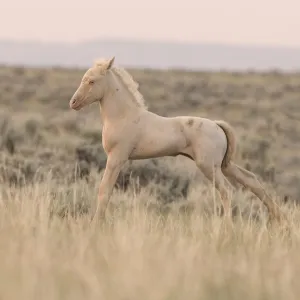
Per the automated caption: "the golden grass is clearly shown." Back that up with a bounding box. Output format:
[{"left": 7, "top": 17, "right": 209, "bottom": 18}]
[{"left": 0, "top": 178, "right": 299, "bottom": 300}]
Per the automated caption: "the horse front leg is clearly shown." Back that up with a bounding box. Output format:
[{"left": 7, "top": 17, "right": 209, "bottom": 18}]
[{"left": 91, "top": 152, "right": 128, "bottom": 223}]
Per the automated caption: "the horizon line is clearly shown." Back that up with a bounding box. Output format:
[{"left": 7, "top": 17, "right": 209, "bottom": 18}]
[{"left": 1, "top": 36, "right": 300, "bottom": 50}]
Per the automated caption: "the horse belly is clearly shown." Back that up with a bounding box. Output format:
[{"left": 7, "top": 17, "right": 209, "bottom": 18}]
[{"left": 129, "top": 129, "right": 185, "bottom": 160}]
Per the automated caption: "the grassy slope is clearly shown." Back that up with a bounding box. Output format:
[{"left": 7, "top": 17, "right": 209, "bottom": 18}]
[{"left": 0, "top": 65, "right": 300, "bottom": 299}]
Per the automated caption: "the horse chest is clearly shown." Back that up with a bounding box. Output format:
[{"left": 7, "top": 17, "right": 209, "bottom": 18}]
[
  {"left": 102, "top": 126, "right": 115, "bottom": 153},
  {"left": 101, "top": 124, "right": 127, "bottom": 153}
]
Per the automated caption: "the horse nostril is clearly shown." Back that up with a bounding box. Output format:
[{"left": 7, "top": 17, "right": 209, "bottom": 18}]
[
  {"left": 70, "top": 98, "right": 78, "bottom": 109},
  {"left": 70, "top": 98, "right": 77, "bottom": 106}
]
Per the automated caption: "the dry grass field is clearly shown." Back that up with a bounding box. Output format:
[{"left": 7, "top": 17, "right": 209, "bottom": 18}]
[{"left": 0, "top": 64, "right": 300, "bottom": 299}]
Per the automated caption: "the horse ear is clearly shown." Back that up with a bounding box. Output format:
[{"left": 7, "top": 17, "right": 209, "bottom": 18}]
[{"left": 106, "top": 56, "right": 115, "bottom": 69}]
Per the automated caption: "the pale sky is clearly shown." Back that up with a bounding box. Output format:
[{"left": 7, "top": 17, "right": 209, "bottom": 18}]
[{"left": 2, "top": 0, "right": 300, "bottom": 46}]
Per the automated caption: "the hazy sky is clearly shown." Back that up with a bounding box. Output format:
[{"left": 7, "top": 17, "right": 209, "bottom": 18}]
[{"left": 2, "top": 0, "right": 300, "bottom": 46}]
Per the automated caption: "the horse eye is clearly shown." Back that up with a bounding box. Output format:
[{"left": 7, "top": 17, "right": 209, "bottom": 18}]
[{"left": 89, "top": 80, "right": 94, "bottom": 85}]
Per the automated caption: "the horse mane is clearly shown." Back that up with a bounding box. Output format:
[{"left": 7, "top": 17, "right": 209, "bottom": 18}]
[{"left": 112, "top": 67, "right": 148, "bottom": 109}]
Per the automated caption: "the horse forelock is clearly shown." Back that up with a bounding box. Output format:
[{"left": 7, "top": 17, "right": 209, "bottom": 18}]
[{"left": 91, "top": 58, "right": 111, "bottom": 74}]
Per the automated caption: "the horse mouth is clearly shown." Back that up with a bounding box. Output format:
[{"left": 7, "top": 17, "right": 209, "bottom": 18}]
[
  {"left": 71, "top": 103, "right": 83, "bottom": 110},
  {"left": 70, "top": 99, "right": 86, "bottom": 110},
  {"left": 70, "top": 97, "right": 102, "bottom": 110}
]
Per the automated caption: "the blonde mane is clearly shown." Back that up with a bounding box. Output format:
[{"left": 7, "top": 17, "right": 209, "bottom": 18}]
[{"left": 112, "top": 67, "right": 148, "bottom": 109}]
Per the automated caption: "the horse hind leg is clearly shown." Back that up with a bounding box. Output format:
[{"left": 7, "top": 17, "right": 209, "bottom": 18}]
[
  {"left": 222, "top": 162, "right": 282, "bottom": 222},
  {"left": 197, "top": 162, "right": 235, "bottom": 219}
]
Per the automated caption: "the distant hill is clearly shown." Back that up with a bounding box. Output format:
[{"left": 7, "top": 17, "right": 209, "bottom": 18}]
[{"left": 0, "top": 38, "right": 300, "bottom": 71}]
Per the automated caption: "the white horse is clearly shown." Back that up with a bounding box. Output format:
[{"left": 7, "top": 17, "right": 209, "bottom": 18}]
[{"left": 69, "top": 57, "right": 282, "bottom": 223}]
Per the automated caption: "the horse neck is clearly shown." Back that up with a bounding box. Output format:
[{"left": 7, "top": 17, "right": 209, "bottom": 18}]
[{"left": 99, "top": 71, "right": 143, "bottom": 124}]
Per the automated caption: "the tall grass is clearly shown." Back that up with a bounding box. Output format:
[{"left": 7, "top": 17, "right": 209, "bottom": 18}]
[{"left": 0, "top": 178, "right": 299, "bottom": 300}]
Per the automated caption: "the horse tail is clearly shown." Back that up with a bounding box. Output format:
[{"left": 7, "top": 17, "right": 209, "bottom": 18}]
[{"left": 215, "top": 120, "right": 237, "bottom": 169}]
